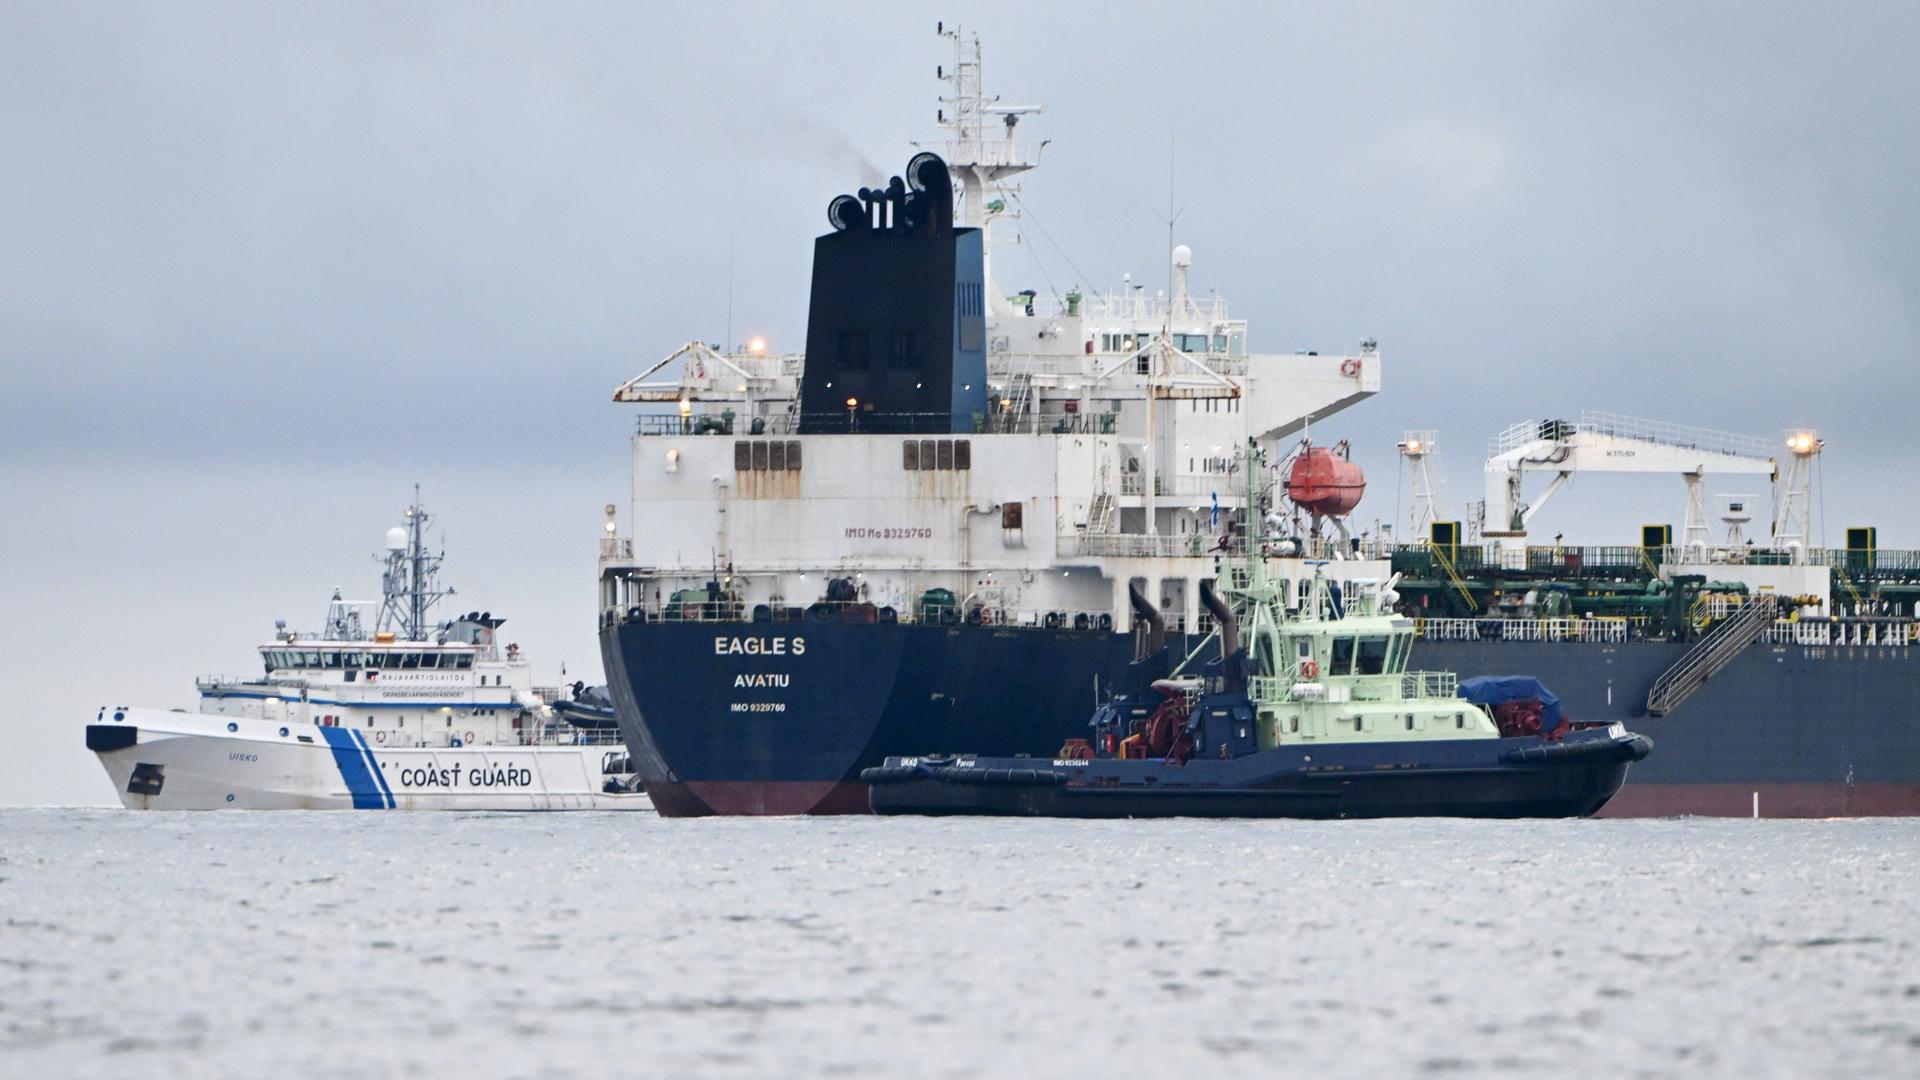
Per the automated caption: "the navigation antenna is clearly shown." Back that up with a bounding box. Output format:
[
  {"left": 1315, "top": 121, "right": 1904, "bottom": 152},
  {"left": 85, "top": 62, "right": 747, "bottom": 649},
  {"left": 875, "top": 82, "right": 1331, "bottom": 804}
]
[
  {"left": 377, "top": 485, "right": 454, "bottom": 641},
  {"left": 926, "top": 22, "right": 1045, "bottom": 304}
]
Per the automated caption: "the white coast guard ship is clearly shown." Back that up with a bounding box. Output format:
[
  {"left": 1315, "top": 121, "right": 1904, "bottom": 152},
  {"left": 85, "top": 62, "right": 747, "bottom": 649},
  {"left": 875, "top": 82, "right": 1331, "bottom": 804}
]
[{"left": 88, "top": 492, "right": 650, "bottom": 811}]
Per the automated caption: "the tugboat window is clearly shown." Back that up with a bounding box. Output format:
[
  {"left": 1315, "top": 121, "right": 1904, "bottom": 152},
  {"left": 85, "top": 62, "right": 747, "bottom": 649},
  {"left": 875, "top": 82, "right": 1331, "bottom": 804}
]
[
  {"left": 1330, "top": 637, "right": 1355, "bottom": 674},
  {"left": 1356, "top": 636, "right": 1389, "bottom": 675}
]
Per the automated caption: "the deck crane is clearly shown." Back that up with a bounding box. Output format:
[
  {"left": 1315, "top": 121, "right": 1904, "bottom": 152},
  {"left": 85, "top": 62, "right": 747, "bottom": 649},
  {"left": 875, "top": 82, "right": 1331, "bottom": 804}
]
[{"left": 1481, "top": 412, "right": 1779, "bottom": 563}]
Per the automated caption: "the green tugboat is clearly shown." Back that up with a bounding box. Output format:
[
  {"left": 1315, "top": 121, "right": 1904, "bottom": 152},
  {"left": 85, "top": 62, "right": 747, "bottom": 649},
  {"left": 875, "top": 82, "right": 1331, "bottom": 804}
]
[{"left": 864, "top": 447, "right": 1652, "bottom": 818}]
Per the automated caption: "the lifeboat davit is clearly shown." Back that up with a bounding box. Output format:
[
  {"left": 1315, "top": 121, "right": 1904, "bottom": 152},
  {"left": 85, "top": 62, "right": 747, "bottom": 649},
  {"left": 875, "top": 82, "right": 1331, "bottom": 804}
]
[{"left": 1284, "top": 447, "right": 1366, "bottom": 516}]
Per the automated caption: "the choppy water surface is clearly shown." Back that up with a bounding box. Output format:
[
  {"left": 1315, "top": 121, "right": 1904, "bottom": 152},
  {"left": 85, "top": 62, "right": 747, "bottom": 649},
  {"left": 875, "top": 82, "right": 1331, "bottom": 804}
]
[{"left": 2, "top": 811, "right": 1914, "bottom": 1078}]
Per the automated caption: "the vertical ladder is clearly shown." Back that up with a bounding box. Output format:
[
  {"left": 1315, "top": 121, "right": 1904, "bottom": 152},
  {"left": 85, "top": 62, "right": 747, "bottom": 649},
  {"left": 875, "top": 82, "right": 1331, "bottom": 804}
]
[{"left": 1645, "top": 594, "right": 1777, "bottom": 716}]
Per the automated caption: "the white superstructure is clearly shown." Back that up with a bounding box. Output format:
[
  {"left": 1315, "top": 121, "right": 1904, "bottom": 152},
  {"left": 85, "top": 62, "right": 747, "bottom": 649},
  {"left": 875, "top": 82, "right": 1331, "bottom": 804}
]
[
  {"left": 89, "top": 491, "right": 650, "bottom": 811},
  {"left": 600, "top": 26, "right": 1391, "bottom": 632}
]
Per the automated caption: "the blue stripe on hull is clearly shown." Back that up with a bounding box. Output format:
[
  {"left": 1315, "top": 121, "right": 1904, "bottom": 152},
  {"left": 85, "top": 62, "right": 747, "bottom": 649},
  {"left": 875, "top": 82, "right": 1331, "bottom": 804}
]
[
  {"left": 317, "top": 725, "right": 389, "bottom": 809},
  {"left": 352, "top": 729, "right": 396, "bottom": 807}
]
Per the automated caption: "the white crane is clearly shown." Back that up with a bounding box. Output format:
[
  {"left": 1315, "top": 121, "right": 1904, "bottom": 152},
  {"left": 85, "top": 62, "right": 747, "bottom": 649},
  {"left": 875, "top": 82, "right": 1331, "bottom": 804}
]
[{"left": 1481, "top": 412, "right": 1780, "bottom": 562}]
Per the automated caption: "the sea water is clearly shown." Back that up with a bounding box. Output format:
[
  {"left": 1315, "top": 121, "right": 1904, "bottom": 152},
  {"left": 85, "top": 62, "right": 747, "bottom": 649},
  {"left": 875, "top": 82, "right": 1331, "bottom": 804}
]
[{"left": 1, "top": 810, "right": 1914, "bottom": 1078}]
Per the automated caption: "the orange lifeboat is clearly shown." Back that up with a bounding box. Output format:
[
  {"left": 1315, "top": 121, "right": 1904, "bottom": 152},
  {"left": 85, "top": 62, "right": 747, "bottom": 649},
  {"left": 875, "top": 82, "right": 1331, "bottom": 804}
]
[{"left": 1284, "top": 446, "right": 1366, "bottom": 517}]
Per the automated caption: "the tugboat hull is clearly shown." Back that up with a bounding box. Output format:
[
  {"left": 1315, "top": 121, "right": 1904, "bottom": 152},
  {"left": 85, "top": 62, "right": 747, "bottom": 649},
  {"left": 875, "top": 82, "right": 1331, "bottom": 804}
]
[{"left": 866, "top": 727, "right": 1652, "bottom": 819}]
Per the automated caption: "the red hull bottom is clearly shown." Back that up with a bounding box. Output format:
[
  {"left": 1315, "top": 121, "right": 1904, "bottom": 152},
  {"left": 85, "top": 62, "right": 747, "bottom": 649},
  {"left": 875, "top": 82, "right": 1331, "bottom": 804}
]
[
  {"left": 1598, "top": 782, "right": 1920, "bottom": 818},
  {"left": 648, "top": 780, "right": 872, "bottom": 817},
  {"left": 645, "top": 780, "right": 1920, "bottom": 818}
]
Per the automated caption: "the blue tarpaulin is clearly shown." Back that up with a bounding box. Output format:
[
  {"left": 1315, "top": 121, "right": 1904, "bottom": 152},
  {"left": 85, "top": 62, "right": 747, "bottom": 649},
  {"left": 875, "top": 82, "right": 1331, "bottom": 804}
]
[{"left": 1458, "top": 676, "right": 1565, "bottom": 734}]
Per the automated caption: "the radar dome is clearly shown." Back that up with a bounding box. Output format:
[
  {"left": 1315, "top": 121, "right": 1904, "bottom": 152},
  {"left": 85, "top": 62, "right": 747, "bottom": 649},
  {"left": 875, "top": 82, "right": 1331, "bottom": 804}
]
[
  {"left": 1171, "top": 244, "right": 1193, "bottom": 268},
  {"left": 385, "top": 527, "right": 408, "bottom": 550}
]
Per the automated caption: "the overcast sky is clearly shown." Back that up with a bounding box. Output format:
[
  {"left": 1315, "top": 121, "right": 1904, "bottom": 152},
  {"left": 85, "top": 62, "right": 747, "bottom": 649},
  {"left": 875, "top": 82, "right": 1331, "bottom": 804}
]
[{"left": 4, "top": 2, "right": 1916, "bottom": 805}]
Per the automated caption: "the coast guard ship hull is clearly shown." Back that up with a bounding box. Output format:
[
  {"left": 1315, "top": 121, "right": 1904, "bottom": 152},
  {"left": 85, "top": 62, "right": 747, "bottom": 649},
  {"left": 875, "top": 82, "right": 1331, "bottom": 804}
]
[{"left": 89, "top": 708, "right": 647, "bottom": 811}]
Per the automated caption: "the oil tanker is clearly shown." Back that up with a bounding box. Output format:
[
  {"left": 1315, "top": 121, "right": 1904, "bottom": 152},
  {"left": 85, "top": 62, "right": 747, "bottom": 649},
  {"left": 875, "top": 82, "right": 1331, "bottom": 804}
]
[{"left": 596, "top": 27, "right": 1918, "bottom": 817}]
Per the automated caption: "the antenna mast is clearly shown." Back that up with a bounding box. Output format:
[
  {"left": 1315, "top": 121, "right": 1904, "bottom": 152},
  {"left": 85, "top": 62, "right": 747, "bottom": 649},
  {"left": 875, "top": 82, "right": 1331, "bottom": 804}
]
[{"left": 378, "top": 485, "right": 452, "bottom": 641}]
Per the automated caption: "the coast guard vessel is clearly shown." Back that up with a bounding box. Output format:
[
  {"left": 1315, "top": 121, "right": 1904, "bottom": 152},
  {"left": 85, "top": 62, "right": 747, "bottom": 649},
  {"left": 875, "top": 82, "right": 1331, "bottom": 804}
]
[
  {"left": 90, "top": 492, "right": 649, "bottom": 811},
  {"left": 596, "top": 26, "right": 1917, "bottom": 817}
]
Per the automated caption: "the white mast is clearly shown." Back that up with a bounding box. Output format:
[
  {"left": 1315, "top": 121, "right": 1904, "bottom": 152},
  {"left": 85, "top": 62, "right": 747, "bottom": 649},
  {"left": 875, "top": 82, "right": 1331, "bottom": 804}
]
[
  {"left": 930, "top": 22, "right": 1044, "bottom": 313},
  {"left": 377, "top": 485, "right": 453, "bottom": 641}
]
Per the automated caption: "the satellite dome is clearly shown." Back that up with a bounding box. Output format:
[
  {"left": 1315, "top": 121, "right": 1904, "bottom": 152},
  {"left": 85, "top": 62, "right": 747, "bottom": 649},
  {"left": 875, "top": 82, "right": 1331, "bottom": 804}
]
[
  {"left": 385, "top": 527, "right": 408, "bottom": 550},
  {"left": 1171, "top": 244, "right": 1193, "bottom": 268}
]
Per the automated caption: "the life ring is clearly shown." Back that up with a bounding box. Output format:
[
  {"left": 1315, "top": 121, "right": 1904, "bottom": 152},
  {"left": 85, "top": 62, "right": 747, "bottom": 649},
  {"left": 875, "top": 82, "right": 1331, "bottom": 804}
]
[
  {"left": 1340, "top": 357, "right": 1362, "bottom": 377},
  {"left": 465, "top": 731, "right": 476, "bottom": 746},
  {"left": 1300, "top": 659, "right": 1320, "bottom": 680},
  {"left": 978, "top": 608, "right": 994, "bottom": 626},
  {"left": 374, "top": 729, "right": 386, "bottom": 744}
]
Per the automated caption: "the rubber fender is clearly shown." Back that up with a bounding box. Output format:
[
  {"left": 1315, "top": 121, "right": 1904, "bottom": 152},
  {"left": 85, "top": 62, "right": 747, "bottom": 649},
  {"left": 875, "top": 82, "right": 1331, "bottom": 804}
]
[{"left": 859, "top": 765, "right": 925, "bottom": 786}]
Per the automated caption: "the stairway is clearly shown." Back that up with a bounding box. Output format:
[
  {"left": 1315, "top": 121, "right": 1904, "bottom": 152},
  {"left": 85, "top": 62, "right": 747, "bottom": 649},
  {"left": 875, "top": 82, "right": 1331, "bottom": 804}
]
[
  {"left": 1645, "top": 594, "right": 1777, "bottom": 717},
  {"left": 1428, "top": 543, "right": 1479, "bottom": 614},
  {"left": 1087, "top": 493, "right": 1117, "bottom": 534}
]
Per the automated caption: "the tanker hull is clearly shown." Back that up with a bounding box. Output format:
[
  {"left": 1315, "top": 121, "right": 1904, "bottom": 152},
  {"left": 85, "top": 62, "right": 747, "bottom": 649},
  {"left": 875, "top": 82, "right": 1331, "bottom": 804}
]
[{"left": 604, "top": 620, "right": 1920, "bottom": 817}]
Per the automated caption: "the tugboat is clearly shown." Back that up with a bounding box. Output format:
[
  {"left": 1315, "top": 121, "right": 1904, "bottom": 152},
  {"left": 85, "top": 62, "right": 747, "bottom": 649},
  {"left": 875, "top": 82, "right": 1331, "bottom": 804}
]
[{"left": 864, "top": 448, "right": 1651, "bottom": 818}]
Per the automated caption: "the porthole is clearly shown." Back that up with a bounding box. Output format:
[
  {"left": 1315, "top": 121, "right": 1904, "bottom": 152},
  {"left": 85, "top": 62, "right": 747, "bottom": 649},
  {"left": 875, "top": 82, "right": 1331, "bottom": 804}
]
[
  {"left": 113, "top": 711, "right": 125, "bottom": 722},
  {"left": 227, "top": 722, "right": 238, "bottom": 733},
  {"left": 279, "top": 726, "right": 289, "bottom": 737}
]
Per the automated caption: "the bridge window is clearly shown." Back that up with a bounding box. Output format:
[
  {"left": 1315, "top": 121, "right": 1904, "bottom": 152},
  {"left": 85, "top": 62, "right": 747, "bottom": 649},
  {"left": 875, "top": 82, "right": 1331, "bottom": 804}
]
[
  {"left": 1355, "top": 636, "right": 1389, "bottom": 675},
  {"left": 454, "top": 654, "right": 473, "bottom": 670},
  {"left": 1330, "top": 637, "right": 1355, "bottom": 675}
]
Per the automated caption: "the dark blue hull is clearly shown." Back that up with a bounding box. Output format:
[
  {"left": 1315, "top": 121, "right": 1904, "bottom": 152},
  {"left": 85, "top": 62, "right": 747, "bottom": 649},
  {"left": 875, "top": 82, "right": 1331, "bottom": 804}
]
[
  {"left": 864, "top": 727, "right": 1651, "bottom": 818},
  {"left": 602, "top": 620, "right": 1920, "bottom": 816}
]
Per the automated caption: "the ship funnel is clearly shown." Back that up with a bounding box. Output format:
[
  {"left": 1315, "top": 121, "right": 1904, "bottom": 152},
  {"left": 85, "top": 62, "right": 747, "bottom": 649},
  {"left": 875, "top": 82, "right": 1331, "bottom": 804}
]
[{"left": 1128, "top": 582, "right": 1165, "bottom": 659}]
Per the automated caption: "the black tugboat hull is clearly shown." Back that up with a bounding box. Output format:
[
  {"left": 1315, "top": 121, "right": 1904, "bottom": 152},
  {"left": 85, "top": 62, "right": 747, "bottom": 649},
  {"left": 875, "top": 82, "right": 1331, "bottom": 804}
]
[{"left": 866, "top": 728, "right": 1652, "bottom": 819}]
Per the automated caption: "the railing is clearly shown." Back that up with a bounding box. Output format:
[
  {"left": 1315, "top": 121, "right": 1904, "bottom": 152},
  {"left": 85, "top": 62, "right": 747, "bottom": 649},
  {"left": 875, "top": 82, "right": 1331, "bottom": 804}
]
[
  {"left": 1025, "top": 290, "right": 1233, "bottom": 323},
  {"left": 1249, "top": 670, "right": 1458, "bottom": 704},
  {"left": 1401, "top": 671, "right": 1458, "bottom": 699},
  {"left": 196, "top": 675, "right": 308, "bottom": 692},
  {"left": 1761, "top": 618, "right": 1916, "bottom": 647},
  {"left": 1489, "top": 412, "right": 1773, "bottom": 460},
  {"left": 599, "top": 536, "right": 633, "bottom": 561},
  {"left": 636, "top": 411, "right": 983, "bottom": 437},
  {"left": 1119, "top": 473, "right": 1239, "bottom": 497},
  {"left": 1415, "top": 618, "right": 1629, "bottom": 643},
  {"left": 1646, "top": 594, "right": 1777, "bottom": 716},
  {"left": 607, "top": 600, "right": 1124, "bottom": 632},
  {"left": 1058, "top": 533, "right": 1250, "bottom": 559}
]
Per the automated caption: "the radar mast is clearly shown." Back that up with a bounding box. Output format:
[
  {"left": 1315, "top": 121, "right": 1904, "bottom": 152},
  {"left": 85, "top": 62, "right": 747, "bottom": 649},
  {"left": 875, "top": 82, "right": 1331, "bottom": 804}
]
[{"left": 377, "top": 484, "right": 453, "bottom": 641}]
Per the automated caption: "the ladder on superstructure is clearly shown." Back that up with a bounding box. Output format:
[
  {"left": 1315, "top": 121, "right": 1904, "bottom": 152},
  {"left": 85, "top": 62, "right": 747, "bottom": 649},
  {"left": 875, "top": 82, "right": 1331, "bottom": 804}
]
[
  {"left": 1087, "top": 493, "right": 1117, "bottom": 534},
  {"left": 1645, "top": 593, "right": 1778, "bottom": 717}
]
